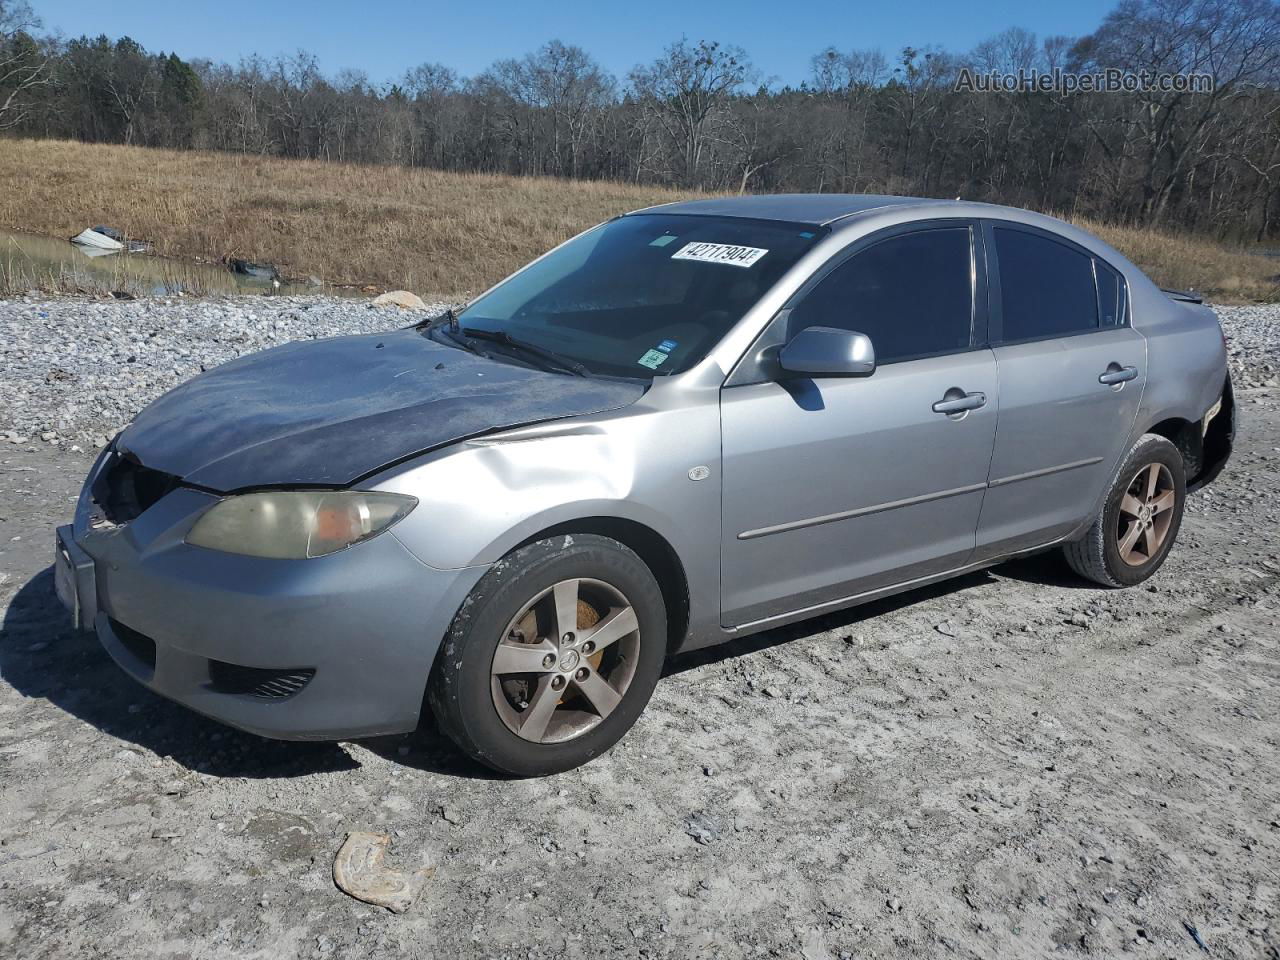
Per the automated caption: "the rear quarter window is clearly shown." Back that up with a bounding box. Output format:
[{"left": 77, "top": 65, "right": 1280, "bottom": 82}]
[
  {"left": 1094, "top": 259, "right": 1128, "bottom": 328},
  {"left": 994, "top": 227, "right": 1098, "bottom": 342}
]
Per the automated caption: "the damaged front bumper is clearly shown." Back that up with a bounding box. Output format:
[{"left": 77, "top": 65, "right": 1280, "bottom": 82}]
[
  {"left": 55, "top": 455, "right": 487, "bottom": 741},
  {"left": 54, "top": 523, "right": 97, "bottom": 632}
]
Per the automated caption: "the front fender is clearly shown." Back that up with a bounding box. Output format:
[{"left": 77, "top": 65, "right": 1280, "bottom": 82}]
[
  {"left": 362, "top": 404, "right": 725, "bottom": 644},
  {"left": 369, "top": 425, "right": 659, "bottom": 567}
]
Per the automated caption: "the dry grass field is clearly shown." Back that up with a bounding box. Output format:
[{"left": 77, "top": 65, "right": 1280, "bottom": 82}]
[
  {"left": 0, "top": 137, "right": 1275, "bottom": 301},
  {"left": 1075, "top": 216, "right": 1280, "bottom": 304},
  {"left": 0, "top": 139, "right": 690, "bottom": 296}
]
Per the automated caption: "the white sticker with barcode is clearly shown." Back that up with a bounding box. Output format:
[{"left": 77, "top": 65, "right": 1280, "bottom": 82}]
[{"left": 671, "top": 242, "right": 768, "bottom": 268}]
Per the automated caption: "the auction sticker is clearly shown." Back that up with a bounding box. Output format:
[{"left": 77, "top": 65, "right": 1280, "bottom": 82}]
[{"left": 671, "top": 242, "right": 768, "bottom": 268}]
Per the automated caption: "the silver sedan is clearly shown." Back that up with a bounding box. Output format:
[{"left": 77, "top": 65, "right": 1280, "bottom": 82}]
[{"left": 56, "top": 194, "right": 1234, "bottom": 775}]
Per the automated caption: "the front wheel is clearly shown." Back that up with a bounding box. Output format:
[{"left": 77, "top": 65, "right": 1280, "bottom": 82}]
[
  {"left": 1063, "top": 433, "right": 1186, "bottom": 587},
  {"left": 428, "top": 534, "right": 666, "bottom": 777}
]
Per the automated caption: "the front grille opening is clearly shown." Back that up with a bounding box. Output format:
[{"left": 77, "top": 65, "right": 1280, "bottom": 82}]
[
  {"left": 109, "top": 618, "right": 157, "bottom": 673},
  {"left": 92, "top": 452, "right": 181, "bottom": 524},
  {"left": 207, "top": 660, "right": 316, "bottom": 701}
]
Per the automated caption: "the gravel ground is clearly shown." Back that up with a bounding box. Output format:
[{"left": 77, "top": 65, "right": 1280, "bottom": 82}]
[
  {"left": 1214, "top": 303, "right": 1280, "bottom": 389},
  {"left": 0, "top": 295, "right": 1278, "bottom": 959}
]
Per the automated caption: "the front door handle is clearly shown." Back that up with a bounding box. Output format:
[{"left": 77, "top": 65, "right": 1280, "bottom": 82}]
[
  {"left": 932, "top": 390, "right": 987, "bottom": 415},
  {"left": 1099, "top": 364, "right": 1139, "bottom": 385}
]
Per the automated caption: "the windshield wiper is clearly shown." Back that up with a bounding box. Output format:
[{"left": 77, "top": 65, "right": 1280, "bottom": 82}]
[
  {"left": 421, "top": 309, "right": 486, "bottom": 356},
  {"left": 460, "top": 326, "right": 589, "bottom": 377}
]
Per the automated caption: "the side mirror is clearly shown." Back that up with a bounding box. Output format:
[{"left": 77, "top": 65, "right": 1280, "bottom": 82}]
[{"left": 778, "top": 326, "right": 876, "bottom": 377}]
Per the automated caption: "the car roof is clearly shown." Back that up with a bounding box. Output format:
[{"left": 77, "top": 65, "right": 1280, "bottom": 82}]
[{"left": 626, "top": 193, "right": 937, "bottom": 226}]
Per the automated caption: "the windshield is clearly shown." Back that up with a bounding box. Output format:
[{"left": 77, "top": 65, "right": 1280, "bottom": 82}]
[{"left": 456, "top": 214, "right": 825, "bottom": 378}]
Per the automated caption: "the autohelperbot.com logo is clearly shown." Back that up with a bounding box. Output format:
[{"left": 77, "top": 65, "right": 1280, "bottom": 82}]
[{"left": 954, "top": 67, "right": 1215, "bottom": 94}]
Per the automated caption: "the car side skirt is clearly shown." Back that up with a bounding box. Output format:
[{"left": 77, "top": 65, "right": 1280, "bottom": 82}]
[{"left": 718, "top": 533, "right": 1075, "bottom": 639}]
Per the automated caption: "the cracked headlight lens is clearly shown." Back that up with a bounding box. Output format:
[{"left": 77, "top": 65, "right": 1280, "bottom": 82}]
[{"left": 186, "top": 491, "right": 417, "bottom": 559}]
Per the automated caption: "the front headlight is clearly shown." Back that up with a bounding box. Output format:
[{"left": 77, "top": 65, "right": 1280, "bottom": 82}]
[{"left": 186, "top": 490, "right": 417, "bottom": 559}]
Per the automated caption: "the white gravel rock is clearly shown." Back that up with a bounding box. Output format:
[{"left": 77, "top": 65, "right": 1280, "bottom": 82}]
[
  {"left": 0, "top": 294, "right": 451, "bottom": 451},
  {"left": 1214, "top": 303, "right": 1280, "bottom": 389}
]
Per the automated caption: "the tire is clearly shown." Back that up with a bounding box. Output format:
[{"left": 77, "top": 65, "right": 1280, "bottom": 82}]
[
  {"left": 1063, "top": 433, "right": 1186, "bottom": 587},
  {"left": 427, "top": 534, "right": 666, "bottom": 777}
]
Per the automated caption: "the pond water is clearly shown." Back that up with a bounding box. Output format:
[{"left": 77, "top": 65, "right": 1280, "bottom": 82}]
[{"left": 0, "top": 229, "right": 358, "bottom": 297}]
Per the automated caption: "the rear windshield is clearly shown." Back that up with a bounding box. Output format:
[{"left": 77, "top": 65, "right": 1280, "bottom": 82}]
[{"left": 457, "top": 214, "right": 825, "bottom": 378}]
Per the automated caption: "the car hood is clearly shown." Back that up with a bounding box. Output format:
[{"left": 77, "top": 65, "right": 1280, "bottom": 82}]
[{"left": 116, "top": 328, "right": 645, "bottom": 491}]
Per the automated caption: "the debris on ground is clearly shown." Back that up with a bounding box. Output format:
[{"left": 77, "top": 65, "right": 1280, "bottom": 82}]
[
  {"left": 332, "top": 831, "right": 432, "bottom": 914},
  {"left": 684, "top": 812, "right": 722, "bottom": 845},
  {"left": 1182, "top": 921, "right": 1209, "bottom": 953}
]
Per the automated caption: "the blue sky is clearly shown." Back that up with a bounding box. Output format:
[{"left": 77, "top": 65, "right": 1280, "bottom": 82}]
[{"left": 31, "top": 0, "right": 1118, "bottom": 87}]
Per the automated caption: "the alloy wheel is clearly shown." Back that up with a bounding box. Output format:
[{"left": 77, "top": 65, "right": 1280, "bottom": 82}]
[
  {"left": 489, "top": 578, "right": 640, "bottom": 744},
  {"left": 1116, "top": 463, "right": 1176, "bottom": 566}
]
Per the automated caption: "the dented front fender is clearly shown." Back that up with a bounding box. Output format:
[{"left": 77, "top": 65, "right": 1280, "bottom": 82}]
[{"left": 362, "top": 397, "right": 725, "bottom": 646}]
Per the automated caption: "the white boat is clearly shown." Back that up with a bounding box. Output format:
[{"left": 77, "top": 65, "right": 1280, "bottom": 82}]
[{"left": 70, "top": 228, "right": 123, "bottom": 251}]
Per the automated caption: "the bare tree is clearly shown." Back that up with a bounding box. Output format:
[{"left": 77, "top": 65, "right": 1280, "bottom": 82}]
[
  {"left": 476, "top": 41, "right": 613, "bottom": 177},
  {"left": 807, "top": 47, "right": 887, "bottom": 190},
  {"left": 972, "top": 26, "right": 1040, "bottom": 72},
  {"left": 0, "top": 0, "right": 49, "bottom": 129},
  {"left": 1072, "top": 0, "right": 1280, "bottom": 222},
  {"left": 628, "top": 39, "right": 754, "bottom": 187},
  {"left": 884, "top": 46, "right": 955, "bottom": 186},
  {"left": 401, "top": 62, "right": 459, "bottom": 168}
]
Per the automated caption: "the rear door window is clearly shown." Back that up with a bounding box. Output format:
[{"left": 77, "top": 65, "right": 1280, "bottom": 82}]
[
  {"left": 994, "top": 227, "right": 1098, "bottom": 342},
  {"left": 788, "top": 227, "right": 974, "bottom": 364}
]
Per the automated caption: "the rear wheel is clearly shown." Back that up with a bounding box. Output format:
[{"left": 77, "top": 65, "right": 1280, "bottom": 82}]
[
  {"left": 1063, "top": 433, "right": 1186, "bottom": 587},
  {"left": 428, "top": 535, "right": 666, "bottom": 777}
]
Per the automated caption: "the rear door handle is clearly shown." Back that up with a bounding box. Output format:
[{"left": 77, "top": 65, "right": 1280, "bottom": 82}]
[
  {"left": 1099, "top": 365, "right": 1138, "bottom": 385},
  {"left": 932, "top": 390, "right": 987, "bottom": 415}
]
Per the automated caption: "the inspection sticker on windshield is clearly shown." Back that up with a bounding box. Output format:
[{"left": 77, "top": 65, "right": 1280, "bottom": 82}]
[
  {"left": 637, "top": 349, "right": 669, "bottom": 370},
  {"left": 671, "top": 242, "right": 768, "bottom": 268}
]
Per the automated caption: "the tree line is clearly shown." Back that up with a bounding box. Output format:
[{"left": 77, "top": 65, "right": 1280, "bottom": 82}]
[{"left": 3, "top": 0, "right": 1280, "bottom": 241}]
